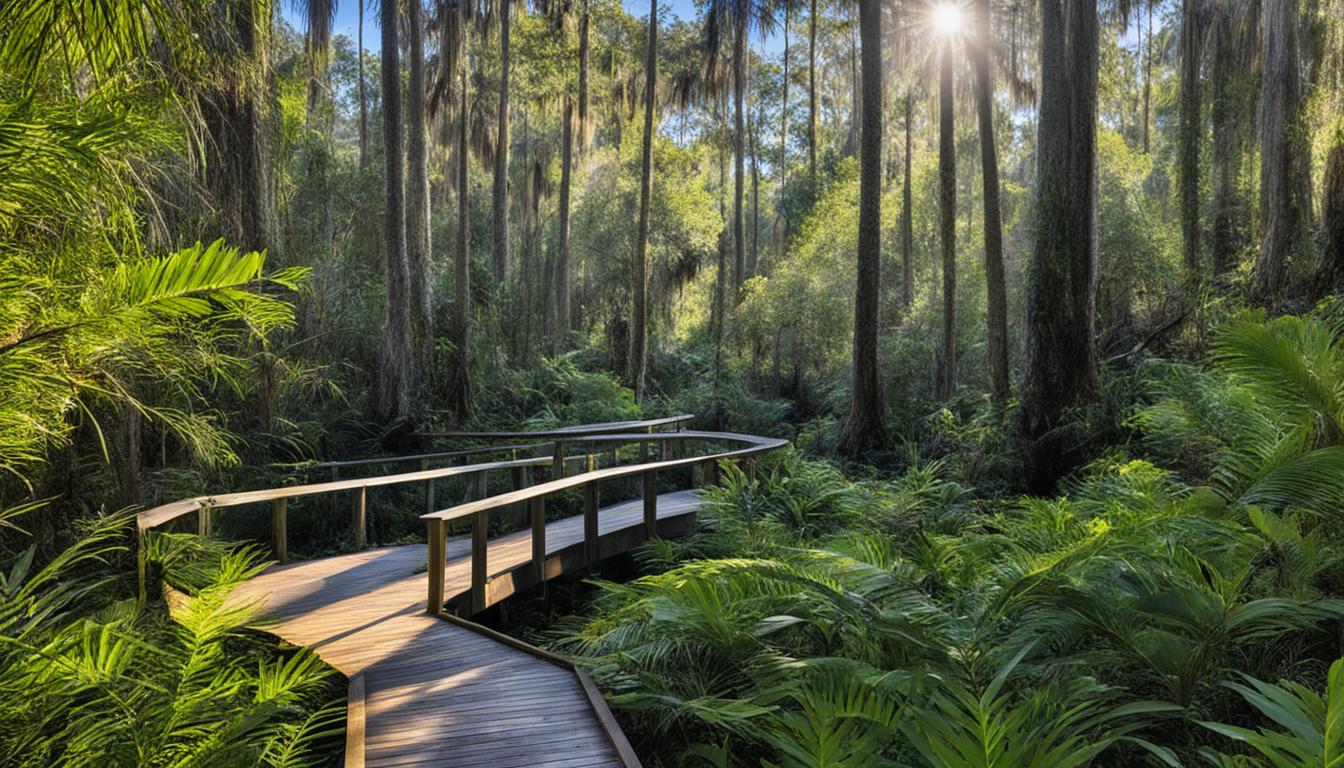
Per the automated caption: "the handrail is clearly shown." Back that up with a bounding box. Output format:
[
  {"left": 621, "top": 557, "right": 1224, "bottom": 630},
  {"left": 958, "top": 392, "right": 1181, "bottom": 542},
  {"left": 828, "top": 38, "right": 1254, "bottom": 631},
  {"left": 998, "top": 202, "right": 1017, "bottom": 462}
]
[
  {"left": 420, "top": 430, "right": 787, "bottom": 615},
  {"left": 306, "top": 442, "right": 544, "bottom": 472},
  {"left": 416, "top": 414, "right": 694, "bottom": 441}
]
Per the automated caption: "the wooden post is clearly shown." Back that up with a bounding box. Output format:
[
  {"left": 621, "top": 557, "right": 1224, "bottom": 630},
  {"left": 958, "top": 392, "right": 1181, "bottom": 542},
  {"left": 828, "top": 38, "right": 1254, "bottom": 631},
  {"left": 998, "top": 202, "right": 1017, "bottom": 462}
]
[
  {"left": 658, "top": 438, "right": 668, "bottom": 461},
  {"left": 352, "top": 487, "right": 367, "bottom": 549},
  {"left": 531, "top": 496, "right": 546, "bottom": 583},
  {"left": 272, "top": 497, "right": 287, "bottom": 563},
  {"left": 552, "top": 441, "right": 566, "bottom": 479},
  {"left": 136, "top": 525, "right": 147, "bottom": 606},
  {"left": 198, "top": 502, "right": 212, "bottom": 537},
  {"left": 642, "top": 471, "right": 658, "bottom": 539},
  {"left": 471, "top": 507, "right": 488, "bottom": 615},
  {"left": 586, "top": 453, "right": 596, "bottom": 473},
  {"left": 583, "top": 482, "right": 599, "bottom": 564},
  {"left": 511, "top": 464, "right": 529, "bottom": 529},
  {"left": 426, "top": 518, "right": 445, "bottom": 614},
  {"left": 705, "top": 459, "right": 720, "bottom": 487}
]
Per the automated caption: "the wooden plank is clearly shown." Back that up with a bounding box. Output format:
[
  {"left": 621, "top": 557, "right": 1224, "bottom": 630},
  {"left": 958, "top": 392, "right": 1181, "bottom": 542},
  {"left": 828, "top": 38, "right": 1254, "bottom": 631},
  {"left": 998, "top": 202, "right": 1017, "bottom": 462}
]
[
  {"left": 531, "top": 497, "right": 545, "bottom": 583},
  {"left": 426, "top": 518, "right": 444, "bottom": 615},
  {"left": 272, "top": 498, "right": 287, "bottom": 563},
  {"left": 345, "top": 673, "right": 365, "bottom": 768},
  {"left": 353, "top": 487, "right": 367, "bottom": 549}
]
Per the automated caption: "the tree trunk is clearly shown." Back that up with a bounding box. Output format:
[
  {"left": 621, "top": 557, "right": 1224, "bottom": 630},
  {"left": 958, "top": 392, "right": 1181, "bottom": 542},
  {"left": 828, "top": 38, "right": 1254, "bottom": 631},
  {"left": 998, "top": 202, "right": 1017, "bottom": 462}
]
[
  {"left": 808, "top": 0, "right": 818, "bottom": 188},
  {"left": 492, "top": 0, "right": 512, "bottom": 285},
  {"left": 1316, "top": 137, "right": 1344, "bottom": 294},
  {"left": 901, "top": 92, "right": 914, "bottom": 311},
  {"left": 452, "top": 54, "right": 472, "bottom": 420},
  {"left": 936, "top": 36, "right": 956, "bottom": 401},
  {"left": 838, "top": 0, "right": 884, "bottom": 456},
  {"left": 733, "top": 15, "right": 747, "bottom": 291},
  {"left": 779, "top": 6, "right": 789, "bottom": 203},
  {"left": 1209, "top": 4, "right": 1251, "bottom": 277},
  {"left": 631, "top": 0, "right": 657, "bottom": 401},
  {"left": 974, "top": 0, "right": 1009, "bottom": 404},
  {"left": 1021, "top": 0, "right": 1100, "bottom": 492},
  {"left": 749, "top": 94, "right": 760, "bottom": 278},
  {"left": 407, "top": 0, "right": 432, "bottom": 393},
  {"left": 558, "top": 0, "right": 589, "bottom": 337},
  {"left": 358, "top": 0, "right": 368, "bottom": 169},
  {"left": 1142, "top": 1, "right": 1151, "bottom": 153},
  {"left": 378, "top": 0, "right": 412, "bottom": 422},
  {"left": 1178, "top": 0, "right": 1202, "bottom": 287},
  {"left": 1251, "top": 0, "right": 1312, "bottom": 307}
]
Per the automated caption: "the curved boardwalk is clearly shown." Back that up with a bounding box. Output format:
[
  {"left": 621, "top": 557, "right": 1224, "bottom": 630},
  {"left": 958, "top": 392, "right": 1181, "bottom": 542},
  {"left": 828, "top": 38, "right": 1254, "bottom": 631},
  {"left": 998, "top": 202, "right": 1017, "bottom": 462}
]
[{"left": 229, "top": 491, "right": 702, "bottom": 767}]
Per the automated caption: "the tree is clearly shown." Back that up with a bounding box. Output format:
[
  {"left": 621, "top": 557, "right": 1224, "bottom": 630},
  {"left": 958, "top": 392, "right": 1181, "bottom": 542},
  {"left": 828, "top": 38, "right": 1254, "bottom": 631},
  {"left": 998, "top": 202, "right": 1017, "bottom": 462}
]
[
  {"left": 973, "top": 0, "right": 1009, "bottom": 404},
  {"left": 297, "top": 0, "right": 335, "bottom": 116},
  {"left": 1021, "top": 0, "right": 1100, "bottom": 491},
  {"left": 1251, "top": 0, "right": 1312, "bottom": 306},
  {"left": 808, "top": 0, "right": 819, "bottom": 186},
  {"left": 1178, "top": 0, "right": 1203, "bottom": 287},
  {"left": 378, "top": 0, "right": 413, "bottom": 422},
  {"left": 407, "top": 0, "right": 434, "bottom": 389},
  {"left": 359, "top": 0, "right": 369, "bottom": 168},
  {"left": 900, "top": 91, "right": 914, "bottom": 311},
  {"left": 1317, "top": 133, "right": 1344, "bottom": 294},
  {"left": 556, "top": 0, "right": 591, "bottom": 337},
  {"left": 631, "top": 0, "right": 658, "bottom": 401},
  {"left": 492, "top": 0, "right": 513, "bottom": 285},
  {"left": 838, "top": 0, "right": 884, "bottom": 456},
  {"left": 1209, "top": 0, "right": 1254, "bottom": 277},
  {"left": 935, "top": 13, "right": 956, "bottom": 401}
]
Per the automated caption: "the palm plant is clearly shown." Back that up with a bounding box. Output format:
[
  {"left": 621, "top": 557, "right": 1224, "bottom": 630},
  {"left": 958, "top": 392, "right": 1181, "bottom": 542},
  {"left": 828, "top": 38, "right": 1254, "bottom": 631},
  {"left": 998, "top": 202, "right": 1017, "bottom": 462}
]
[{"left": 1198, "top": 656, "right": 1344, "bottom": 766}]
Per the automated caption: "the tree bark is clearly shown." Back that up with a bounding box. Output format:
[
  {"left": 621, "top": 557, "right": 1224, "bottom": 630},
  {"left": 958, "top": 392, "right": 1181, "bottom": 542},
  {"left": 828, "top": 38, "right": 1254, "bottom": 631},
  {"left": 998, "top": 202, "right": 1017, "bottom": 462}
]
[
  {"left": 631, "top": 0, "right": 657, "bottom": 401},
  {"left": 1178, "top": 0, "right": 1203, "bottom": 287},
  {"left": 407, "top": 0, "right": 432, "bottom": 394},
  {"left": 901, "top": 92, "right": 914, "bottom": 311},
  {"left": 974, "top": 0, "right": 1009, "bottom": 404},
  {"left": 358, "top": 0, "right": 368, "bottom": 169},
  {"left": 1251, "top": 0, "right": 1312, "bottom": 307},
  {"left": 492, "top": 0, "right": 512, "bottom": 285},
  {"left": 452, "top": 54, "right": 471, "bottom": 420},
  {"left": 1209, "top": 3, "right": 1251, "bottom": 277},
  {"left": 1142, "top": 1, "right": 1151, "bottom": 153},
  {"left": 1316, "top": 137, "right": 1344, "bottom": 294},
  {"left": 936, "top": 36, "right": 956, "bottom": 401},
  {"left": 838, "top": 0, "right": 884, "bottom": 456},
  {"left": 779, "top": 6, "right": 789, "bottom": 207},
  {"left": 1021, "top": 0, "right": 1100, "bottom": 492},
  {"left": 733, "top": 14, "right": 747, "bottom": 291},
  {"left": 808, "top": 0, "right": 818, "bottom": 188},
  {"left": 557, "top": 0, "right": 589, "bottom": 337},
  {"left": 749, "top": 92, "right": 760, "bottom": 278},
  {"left": 378, "top": 0, "right": 412, "bottom": 422}
]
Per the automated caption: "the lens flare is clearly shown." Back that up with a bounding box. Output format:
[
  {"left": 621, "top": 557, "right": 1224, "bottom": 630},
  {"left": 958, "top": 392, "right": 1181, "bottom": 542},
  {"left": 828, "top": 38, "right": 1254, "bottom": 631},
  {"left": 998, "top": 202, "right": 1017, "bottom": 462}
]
[{"left": 932, "top": 4, "right": 964, "bottom": 34}]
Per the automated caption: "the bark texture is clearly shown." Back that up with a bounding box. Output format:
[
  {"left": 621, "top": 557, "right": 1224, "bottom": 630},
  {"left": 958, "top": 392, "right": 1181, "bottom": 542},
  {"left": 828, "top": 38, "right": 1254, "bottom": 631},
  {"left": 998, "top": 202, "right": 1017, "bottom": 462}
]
[
  {"left": 407, "top": 0, "right": 433, "bottom": 392},
  {"left": 492, "top": 0, "right": 512, "bottom": 285},
  {"left": 630, "top": 0, "right": 657, "bottom": 401},
  {"left": 838, "top": 0, "right": 884, "bottom": 456},
  {"left": 1178, "top": 0, "right": 1203, "bottom": 286},
  {"left": 1021, "top": 0, "right": 1100, "bottom": 492},
  {"left": 973, "top": 0, "right": 1009, "bottom": 404},
  {"left": 377, "top": 0, "right": 412, "bottom": 422},
  {"left": 936, "top": 38, "right": 956, "bottom": 401},
  {"left": 901, "top": 93, "right": 913, "bottom": 311}
]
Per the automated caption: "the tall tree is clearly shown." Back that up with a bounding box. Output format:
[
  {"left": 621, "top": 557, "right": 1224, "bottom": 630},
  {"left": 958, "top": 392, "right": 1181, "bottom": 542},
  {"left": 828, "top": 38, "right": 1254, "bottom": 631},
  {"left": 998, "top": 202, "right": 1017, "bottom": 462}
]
[
  {"left": 358, "top": 0, "right": 369, "bottom": 168},
  {"left": 838, "top": 0, "right": 884, "bottom": 455},
  {"left": 556, "top": 0, "right": 590, "bottom": 337},
  {"left": 1142, "top": 0, "right": 1152, "bottom": 153},
  {"left": 1021, "top": 0, "right": 1100, "bottom": 491},
  {"left": 452, "top": 2, "right": 472, "bottom": 419},
  {"left": 900, "top": 91, "right": 914, "bottom": 310},
  {"left": 807, "top": 0, "right": 818, "bottom": 186},
  {"left": 631, "top": 0, "right": 657, "bottom": 400},
  {"left": 298, "top": 0, "right": 335, "bottom": 116},
  {"left": 1208, "top": 0, "right": 1253, "bottom": 277},
  {"left": 378, "top": 0, "right": 413, "bottom": 421},
  {"left": 1178, "top": 0, "right": 1203, "bottom": 286},
  {"left": 1251, "top": 0, "right": 1312, "bottom": 306},
  {"left": 779, "top": 5, "right": 789, "bottom": 201},
  {"left": 972, "top": 0, "right": 1009, "bottom": 404},
  {"left": 935, "top": 14, "right": 956, "bottom": 401},
  {"left": 1318, "top": 134, "right": 1344, "bottom": 294},
  {"left": 492, "top": 0, "right": 512, "bottom": 284},
  {"left": 407, "top": 0, "right": 433, "bottom": 384}
]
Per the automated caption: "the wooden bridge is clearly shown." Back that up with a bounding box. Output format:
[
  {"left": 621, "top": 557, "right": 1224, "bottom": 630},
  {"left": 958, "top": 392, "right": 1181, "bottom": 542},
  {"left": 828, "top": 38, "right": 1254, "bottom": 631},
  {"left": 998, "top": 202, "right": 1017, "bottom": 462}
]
[{"left": 136, "top": 417, "right": 786, "bottom": 767}]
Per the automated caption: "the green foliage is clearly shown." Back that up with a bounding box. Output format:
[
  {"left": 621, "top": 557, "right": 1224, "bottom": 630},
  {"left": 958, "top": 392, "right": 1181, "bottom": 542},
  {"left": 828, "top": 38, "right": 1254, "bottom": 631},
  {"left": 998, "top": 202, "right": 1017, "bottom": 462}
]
[{"left": 1198, "top": 657, "right": 1344, "bottom": 766}]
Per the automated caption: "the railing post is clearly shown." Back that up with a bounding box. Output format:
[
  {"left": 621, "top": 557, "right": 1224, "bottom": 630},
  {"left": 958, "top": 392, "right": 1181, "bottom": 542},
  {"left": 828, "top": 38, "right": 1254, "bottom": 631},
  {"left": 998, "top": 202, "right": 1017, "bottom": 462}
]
[
  {"left": 272, "top": 497, "right": 287, "bottom": 563},
  {"left": 352, "top": 486, "right": 367, "bottom": 549},
  {"left": 642, "top": 471, "right": 658, "bottom": 539},
  {"left": 511, "top": 463, "right": 529, "bottom": 528},
  {"left": 552, "top": 441, "right": 566, "bottom": 479},
  {"left": 705, "top": 458, "right": 720, "bottom": 487},
  {"left": 426, "top": 518, "right": 445, "bottom": 615},
  {"left": 658, "top": 438, "right": 668, "bottom": 461},
  {"left": 531, "top": 496, "right": 546, "bottom": 583},
  {"left": 583, "top": 482, "right": 599, "bottom": 564},
  {"left": 471, "top": 507, "right": 487, "bottom": 615},
  {"left": 198, "top": 502, "right": 213, "bottom": 537},
  {"left": 586, "top": 452, "right": 596, "bottom": 473}
]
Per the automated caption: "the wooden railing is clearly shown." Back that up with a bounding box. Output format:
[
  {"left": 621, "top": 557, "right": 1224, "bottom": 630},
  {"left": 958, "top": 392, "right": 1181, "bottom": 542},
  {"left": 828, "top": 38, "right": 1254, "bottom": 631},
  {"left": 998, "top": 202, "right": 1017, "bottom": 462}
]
[
  {"left": 133, "top": 415, "right": 701, "bottom": 601},
  {"left": 416, "top": 413, "right": 693, "bottom": 441},
  {"left": 421, "top": 430, "right": 788, "bottom": 616}
]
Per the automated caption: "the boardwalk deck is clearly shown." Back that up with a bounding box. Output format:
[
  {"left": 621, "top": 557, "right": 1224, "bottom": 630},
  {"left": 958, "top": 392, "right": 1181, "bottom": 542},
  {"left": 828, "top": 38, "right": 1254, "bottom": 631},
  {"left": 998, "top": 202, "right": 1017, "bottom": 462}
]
[{"left": 228, "top": 490, "right": 702, "bottom": 767}]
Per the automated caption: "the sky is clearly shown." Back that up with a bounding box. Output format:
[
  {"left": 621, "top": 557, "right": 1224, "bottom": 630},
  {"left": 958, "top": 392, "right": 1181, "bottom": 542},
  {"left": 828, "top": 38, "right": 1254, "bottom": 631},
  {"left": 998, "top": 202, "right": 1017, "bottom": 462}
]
[{"left": 279, "top": 0, "right": 789, "bottom": 55}]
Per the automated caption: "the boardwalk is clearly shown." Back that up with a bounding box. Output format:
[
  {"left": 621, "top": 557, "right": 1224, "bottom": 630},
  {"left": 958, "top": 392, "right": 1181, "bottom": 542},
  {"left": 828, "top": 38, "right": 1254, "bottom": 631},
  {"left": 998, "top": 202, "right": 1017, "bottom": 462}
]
[{"left": 229, "top": 490, "right": 703, "bottom": 767}]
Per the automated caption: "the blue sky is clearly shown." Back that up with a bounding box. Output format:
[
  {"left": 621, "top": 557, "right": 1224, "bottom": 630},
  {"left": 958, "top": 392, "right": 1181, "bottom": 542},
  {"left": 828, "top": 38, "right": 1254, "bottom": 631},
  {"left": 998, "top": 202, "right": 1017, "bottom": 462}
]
[{"left": 279, "top": 0, "right": 789, "bottom": 54}]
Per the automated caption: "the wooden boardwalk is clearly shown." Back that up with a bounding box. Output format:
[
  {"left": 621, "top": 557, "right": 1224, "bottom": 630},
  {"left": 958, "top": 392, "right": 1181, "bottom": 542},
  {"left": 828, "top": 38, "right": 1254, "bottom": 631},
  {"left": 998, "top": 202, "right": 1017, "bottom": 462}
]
[{"left": 229, "top": 490, "right": 703, "bottom": 767}]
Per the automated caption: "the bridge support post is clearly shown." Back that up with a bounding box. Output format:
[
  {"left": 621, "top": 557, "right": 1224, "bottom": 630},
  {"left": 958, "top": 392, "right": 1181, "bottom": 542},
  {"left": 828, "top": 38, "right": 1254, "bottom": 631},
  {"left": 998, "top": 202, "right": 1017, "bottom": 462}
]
[
  {"left": 272, "top": 498, "right": 287, "bottom": 563},
  {"left": 427, "top": 518, "right": 445, "bottom": 615},
  {"left": 198, "top": 503, "right": 212, "bottom": 538},
  {"left": 552, "top": 442, "right": 566, "bottom": 479},
  {"left": 583, "top": 483, "right": 599, "bottom": 564},
  {"left": 531, "top": 497, "right": 546, "bottom": 583},
  {"left": 642, "top": 471, "right": 657, "bottom": 539},
  {"left": 353, "top": 487, "right": 366, "bottom": 549},
  {"left": 471, "top": 509, "right": 487, "bottom": 615}
]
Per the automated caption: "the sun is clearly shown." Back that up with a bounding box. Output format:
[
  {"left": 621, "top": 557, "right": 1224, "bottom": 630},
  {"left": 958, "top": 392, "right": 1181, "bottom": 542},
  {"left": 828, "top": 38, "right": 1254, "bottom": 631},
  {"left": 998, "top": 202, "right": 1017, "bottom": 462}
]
[{"left": 931, "top": 3, "right": 965, "bottom": 35}]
